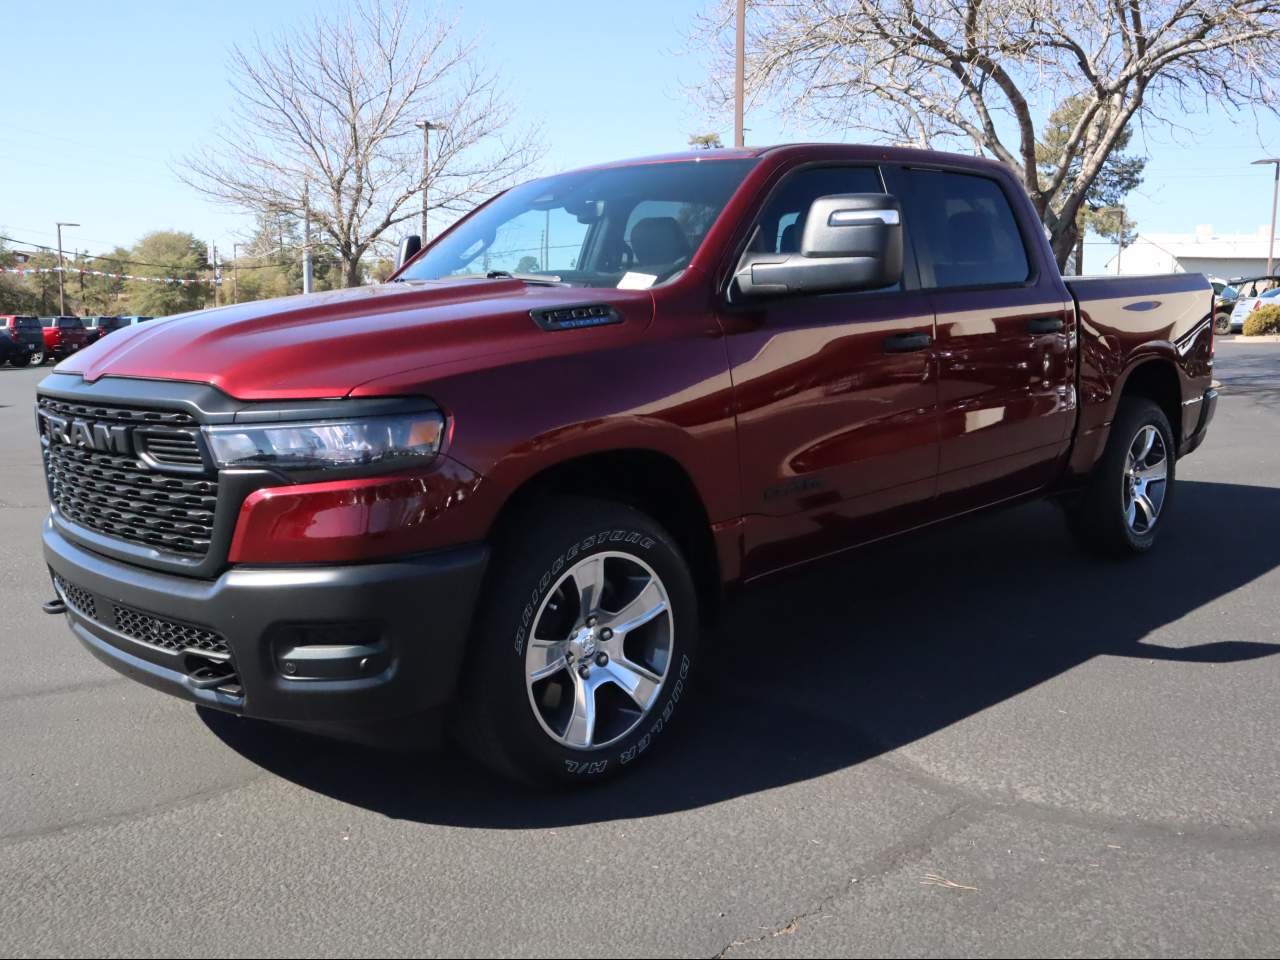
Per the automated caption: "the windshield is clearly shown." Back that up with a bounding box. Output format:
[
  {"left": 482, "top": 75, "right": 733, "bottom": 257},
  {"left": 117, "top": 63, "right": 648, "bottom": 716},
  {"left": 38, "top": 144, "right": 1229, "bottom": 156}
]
[{"left": 399, "top": 158, "right": 757, "bottom": 289}]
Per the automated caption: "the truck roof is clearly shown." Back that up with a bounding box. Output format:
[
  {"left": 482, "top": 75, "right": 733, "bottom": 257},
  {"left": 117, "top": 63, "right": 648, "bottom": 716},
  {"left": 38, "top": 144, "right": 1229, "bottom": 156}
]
[{"left": 578, "top": 143, "right": 1010, "bottom": 176}]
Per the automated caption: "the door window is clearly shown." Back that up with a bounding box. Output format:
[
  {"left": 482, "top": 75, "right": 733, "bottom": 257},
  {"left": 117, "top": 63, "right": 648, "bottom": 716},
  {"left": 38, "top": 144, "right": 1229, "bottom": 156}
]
[{"left": 898, "top": 170, "right": 1030, "bottom": 289}]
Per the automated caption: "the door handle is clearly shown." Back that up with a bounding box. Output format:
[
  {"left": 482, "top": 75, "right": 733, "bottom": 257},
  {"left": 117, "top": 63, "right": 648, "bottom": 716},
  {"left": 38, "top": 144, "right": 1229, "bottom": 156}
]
[
  {"left": 1028, "top": 316, "right": 1064, "bottom": 334},
  {"left": 883, "top": 331, "right": 932, "bottom": 353}
]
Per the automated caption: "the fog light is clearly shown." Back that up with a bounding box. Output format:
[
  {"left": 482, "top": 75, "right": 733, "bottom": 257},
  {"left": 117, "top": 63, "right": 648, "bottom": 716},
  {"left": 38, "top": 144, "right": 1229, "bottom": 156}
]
[{"left": 271, "top": 623, "right": 387, "bottom": 681}]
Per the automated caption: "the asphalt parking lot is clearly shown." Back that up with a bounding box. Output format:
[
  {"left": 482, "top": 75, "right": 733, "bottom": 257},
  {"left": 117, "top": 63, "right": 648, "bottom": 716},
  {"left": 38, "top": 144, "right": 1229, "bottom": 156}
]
[{"left": 1, "top": 341, "right": 1277, "bottom": 958}]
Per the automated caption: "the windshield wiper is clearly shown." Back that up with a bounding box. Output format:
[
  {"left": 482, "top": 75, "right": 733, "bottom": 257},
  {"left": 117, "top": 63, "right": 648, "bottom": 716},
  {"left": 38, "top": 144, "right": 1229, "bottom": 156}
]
[{"left": 460, "top": 270, "right": 564, "bottom": 285}]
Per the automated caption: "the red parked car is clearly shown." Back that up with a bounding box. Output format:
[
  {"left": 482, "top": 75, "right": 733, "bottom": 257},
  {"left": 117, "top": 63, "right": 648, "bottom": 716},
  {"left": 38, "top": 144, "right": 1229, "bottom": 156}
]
[
  {"left": 37, "top": 144, "right": 1215, "bottom": 784},
  {"left": 38, "top": 316, "right": 89, "bottom": 362}
]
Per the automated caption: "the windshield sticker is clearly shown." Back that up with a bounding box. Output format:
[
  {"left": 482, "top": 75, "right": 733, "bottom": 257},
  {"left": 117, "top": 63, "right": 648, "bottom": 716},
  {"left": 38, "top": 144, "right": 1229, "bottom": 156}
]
[{"left": 617, "top": 272, "right": 657, "bottom": 290}]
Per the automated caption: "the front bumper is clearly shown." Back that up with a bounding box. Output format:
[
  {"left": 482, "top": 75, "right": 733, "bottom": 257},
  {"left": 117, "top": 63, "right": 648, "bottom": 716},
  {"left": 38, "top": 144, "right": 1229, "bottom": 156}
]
[
  {"left": 1180, "top": 386, "right": 1218, "bottom": 458},
  {"left": 43, "top": 518, "right": 488, "bottom": 723}
]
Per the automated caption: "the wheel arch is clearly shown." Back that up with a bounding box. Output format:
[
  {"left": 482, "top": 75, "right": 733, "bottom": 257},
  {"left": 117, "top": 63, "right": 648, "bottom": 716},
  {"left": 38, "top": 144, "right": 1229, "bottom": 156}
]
[
  {"left": 1116, "top": 358, "right": 1183, "bottom": 452},
  {"left": 486, "top": 448, "right": 724, "bottom": 624}
]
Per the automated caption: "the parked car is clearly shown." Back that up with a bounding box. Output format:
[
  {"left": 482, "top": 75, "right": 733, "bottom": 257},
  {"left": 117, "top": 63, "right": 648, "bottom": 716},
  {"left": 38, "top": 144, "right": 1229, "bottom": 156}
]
[
  {"left": 37, "top": 144, "right": 1216, "bottom": 785},
  {"left": 1211, "top": 280, "right": 1237, "bottom": 334},
  {"left": 0, "top": 315, "right": 46, "bottom": 365},
  {"left": 1228, "top": 285, "right": 1280, "bottom": 333},
  {"left": 81, "top": 316, "right": 128, "bottom": 344},
  {"left": 0, "top": 329, "right": 23, "bottom": 366},
  {"left": 38, "top": 316, "right": 89, "bottom": 361}
]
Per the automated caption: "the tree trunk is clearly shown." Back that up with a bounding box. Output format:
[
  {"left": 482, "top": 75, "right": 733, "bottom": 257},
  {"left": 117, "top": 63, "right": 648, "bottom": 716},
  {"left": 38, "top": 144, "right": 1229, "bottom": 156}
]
[{"left": 343, "top": 257, "right": 362, "bottom": 288}]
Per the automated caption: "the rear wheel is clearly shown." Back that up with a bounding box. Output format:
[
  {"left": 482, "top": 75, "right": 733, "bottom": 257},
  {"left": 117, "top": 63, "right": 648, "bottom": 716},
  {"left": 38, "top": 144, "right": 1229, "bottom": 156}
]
[
  {"left": 30, "top": 347, "right": 46, "bottom": 365},
  {"left": 1067, "top": 398, "right": 1175, "bottom": 556},
  {"left": 1213, "top": 310, "right": 1232, "bottom": 335},
  {"left": 9, "top": 351, "right": 31, "bottom": 367},
  {"left": 454, "top": 497, "right": 699, "bottom": 785}
]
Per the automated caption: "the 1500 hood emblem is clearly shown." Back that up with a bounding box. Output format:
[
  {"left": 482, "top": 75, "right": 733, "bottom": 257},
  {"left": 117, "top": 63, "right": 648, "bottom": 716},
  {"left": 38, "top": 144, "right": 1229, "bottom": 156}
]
[{"left": 41, "top": 413, "right": 131, "bottom": 455}]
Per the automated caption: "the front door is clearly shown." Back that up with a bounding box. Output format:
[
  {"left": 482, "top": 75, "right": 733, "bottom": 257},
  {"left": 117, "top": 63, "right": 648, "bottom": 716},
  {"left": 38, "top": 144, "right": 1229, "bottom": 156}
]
[{"left": 722, "top": 164, "right": 940, "bottom": 577}]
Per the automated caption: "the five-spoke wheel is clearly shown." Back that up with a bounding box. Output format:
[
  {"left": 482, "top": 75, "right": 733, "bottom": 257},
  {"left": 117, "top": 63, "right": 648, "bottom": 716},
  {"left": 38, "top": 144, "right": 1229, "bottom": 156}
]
[
  {"left": 525, "top": 552, "right": 672, "bottom": 749},
  {"left": 1123, "top": 424, "right": 1168, "bottom": 534}
]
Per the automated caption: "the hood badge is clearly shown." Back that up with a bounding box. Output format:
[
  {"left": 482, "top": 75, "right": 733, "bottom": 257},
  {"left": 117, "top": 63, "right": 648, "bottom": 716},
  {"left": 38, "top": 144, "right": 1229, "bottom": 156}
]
[{"left": 531, "top": 304, "right": 623, "bottom": 332}]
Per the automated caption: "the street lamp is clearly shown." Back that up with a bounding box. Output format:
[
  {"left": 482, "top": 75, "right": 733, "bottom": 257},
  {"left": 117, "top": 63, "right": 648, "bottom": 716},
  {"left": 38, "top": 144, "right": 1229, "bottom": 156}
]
[
  {"left": 1252, "top": 158, "right": 1280, "bottom": 276},
  {"left": 414, "top": 120, "right": 444, "bottom": 241},
  {"left": 55, "top": 221, "right": 79, "bottom": 315}
]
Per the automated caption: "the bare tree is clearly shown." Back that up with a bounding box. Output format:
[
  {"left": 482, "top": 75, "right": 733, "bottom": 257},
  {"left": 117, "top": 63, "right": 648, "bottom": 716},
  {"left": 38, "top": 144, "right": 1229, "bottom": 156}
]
[
  {"left": 181, "top": 0, "right": 541, "bottom": 287},
  {"left": 694, "top": 1, "right": 1280, "bottom": 267}
]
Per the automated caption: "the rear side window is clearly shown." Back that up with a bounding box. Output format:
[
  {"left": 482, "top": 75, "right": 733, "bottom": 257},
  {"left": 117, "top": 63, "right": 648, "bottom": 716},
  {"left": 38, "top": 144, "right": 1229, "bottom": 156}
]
[
  {"left": 899, "top": 169, "right": 1030, "bottom": 289},
  {"left": 59, "top": 317, "right": 81, "bottom": 329}
]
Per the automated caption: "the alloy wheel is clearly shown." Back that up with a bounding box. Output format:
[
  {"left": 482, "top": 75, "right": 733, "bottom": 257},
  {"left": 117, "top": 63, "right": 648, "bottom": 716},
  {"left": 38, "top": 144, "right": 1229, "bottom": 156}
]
[
  {"left": 1122, "top": 424, "right": 1168, "bottom": 534},
  {"left": 524, "top": 551, "right": 673, "bottom": 750}
]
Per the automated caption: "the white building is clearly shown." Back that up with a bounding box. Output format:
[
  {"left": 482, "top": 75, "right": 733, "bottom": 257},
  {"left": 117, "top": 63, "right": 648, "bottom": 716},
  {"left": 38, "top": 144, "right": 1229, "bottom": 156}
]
[{"left": 1102, "top": 225, "right": 1278, "bottom": 282}]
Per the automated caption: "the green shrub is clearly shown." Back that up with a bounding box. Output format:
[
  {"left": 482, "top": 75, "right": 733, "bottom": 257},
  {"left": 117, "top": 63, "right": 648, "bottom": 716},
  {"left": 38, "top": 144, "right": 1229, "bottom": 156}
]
[{"left": 1243, "top": 303, "right": 1280, "bottom": 336}]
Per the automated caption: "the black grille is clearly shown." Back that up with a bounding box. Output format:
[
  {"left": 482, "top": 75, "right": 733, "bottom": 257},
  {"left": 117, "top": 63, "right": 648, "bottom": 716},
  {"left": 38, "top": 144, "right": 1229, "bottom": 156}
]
[
  {"left": 38, "top": 397, "right": 197, "bottom": 426},
  {"left": 52, "top": 574, "right": 96, "bottom": 620},
  {"left": 52, "top": 572, "right": 231, "bottom": 659},
  {"left": 137, "top": 432, "right": 205, "bottom": 468},
  {"left": 38, "top": 397, "right": 217, "bottom": 558},
  {"left": 112, "top": 603, "right": 230, "bottom": 657}
]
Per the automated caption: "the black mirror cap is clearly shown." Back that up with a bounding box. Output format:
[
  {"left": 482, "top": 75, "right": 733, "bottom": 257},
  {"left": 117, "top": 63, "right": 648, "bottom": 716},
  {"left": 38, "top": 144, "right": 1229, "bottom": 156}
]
[
  {"left": 801, "top": 194, "right": 902, "bottom": 263},
  {"left": 732, "top": 193, "right": 904, "bottom": 298},
  {"left": 396, "top": 235, "right": 422, "bottom": 271}
]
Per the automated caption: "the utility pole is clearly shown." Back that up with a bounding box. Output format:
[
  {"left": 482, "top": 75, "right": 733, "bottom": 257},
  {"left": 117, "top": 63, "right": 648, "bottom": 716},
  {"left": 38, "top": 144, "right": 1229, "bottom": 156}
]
[
  {"left": 1253, "top": 158, "right": 1280, "bottom": 275},
  {"left": 232, "top": 243, "right": 239, "bottom": 303},
  {"left": 55, "top": 221, "right": 78, "bottom": 315},
  {"left": 211, "top": 242, "right": 219, "bottom": 308},
  {"left": 734, "top": 0, "right": 745, "bottom": 148},
  {"left": 415, "top": 120, "right": 443, "bottom": 240},
  {"left": 1115, "top": 210, "right": 1126, "bottom": 275},
  {"left": 302, "top": 179, "right": 314, "bottom": 294}
]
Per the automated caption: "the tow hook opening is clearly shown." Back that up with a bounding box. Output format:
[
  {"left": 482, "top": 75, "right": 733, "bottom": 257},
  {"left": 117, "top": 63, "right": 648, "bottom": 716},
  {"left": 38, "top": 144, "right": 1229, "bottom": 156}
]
[
  {"left": 185, "top": 656, "right": 243, "bottom": 698},
  {"left": 41, "top": 597, "right": 67, "bottom": 615}
]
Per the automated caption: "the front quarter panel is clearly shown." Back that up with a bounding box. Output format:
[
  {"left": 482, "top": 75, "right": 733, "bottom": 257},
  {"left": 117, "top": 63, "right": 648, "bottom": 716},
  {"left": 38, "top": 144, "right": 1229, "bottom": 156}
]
[{"left": 349, "top": 277, "right": 741, "bottom": 551}]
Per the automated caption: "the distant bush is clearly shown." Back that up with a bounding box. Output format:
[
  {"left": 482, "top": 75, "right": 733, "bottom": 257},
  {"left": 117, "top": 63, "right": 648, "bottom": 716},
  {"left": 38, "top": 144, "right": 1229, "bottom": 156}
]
[{"left": 1244, "top": 303, "right": 1280, "bottom": 336}]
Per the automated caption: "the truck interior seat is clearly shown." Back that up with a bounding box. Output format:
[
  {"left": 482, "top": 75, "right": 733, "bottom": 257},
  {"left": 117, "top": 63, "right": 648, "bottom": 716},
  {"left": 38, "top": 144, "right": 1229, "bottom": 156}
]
[{"left": 630, "top": 217, "right": 691, "bottom": 268}]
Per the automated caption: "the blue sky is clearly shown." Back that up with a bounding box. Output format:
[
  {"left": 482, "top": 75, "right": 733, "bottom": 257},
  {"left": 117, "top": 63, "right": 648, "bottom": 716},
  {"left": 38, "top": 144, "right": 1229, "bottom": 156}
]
[{"left": 0, "top": 0, "right": 1271, "bottom": 273}]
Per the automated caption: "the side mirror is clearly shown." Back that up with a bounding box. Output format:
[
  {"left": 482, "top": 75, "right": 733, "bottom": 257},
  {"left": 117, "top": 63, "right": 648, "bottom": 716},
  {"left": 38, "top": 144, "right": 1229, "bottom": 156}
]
[
  {"left": 733, "top": 193, "right": 903, "bottom": 298},
  {"left": 396, "top": 235, "right": 422, "bottom": 270}
]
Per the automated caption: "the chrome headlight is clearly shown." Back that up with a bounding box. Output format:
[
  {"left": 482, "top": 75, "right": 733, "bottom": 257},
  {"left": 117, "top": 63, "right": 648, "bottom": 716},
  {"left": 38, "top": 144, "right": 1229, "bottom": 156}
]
[{"left": 203, "top": 411, "right": 445, "bottom": 472}]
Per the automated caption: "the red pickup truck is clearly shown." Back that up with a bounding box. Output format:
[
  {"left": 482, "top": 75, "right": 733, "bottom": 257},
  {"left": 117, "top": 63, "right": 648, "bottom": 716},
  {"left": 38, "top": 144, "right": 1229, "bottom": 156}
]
[
  {"left": 38, "top": 144, "right": 1216, "bottom": 784},
  {"left": 39, "top": 316, "right": 89, "bottom": 362}
]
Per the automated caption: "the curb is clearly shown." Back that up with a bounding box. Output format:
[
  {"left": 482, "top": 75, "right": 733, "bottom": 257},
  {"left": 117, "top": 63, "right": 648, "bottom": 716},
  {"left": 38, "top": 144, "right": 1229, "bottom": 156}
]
[{"left": 1217, "top": 335, "right": 1280, "bottom": 343}]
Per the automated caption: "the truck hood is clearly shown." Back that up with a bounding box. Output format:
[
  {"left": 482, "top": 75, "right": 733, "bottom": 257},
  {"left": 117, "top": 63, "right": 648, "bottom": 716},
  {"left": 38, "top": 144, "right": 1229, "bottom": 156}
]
[{"left": 60, "top": 280, "right": 654, "bottom": 401}]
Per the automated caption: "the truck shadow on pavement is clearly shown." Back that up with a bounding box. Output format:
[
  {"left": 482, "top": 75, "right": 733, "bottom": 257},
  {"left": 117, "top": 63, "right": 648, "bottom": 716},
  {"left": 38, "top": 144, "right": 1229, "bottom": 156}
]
[{"left": 201, "top": 479, "right": 1280, "bottom": 826}]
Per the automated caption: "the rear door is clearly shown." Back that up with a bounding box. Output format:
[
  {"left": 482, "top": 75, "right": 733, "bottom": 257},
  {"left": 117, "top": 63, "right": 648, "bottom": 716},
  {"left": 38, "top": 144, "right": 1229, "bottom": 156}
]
[
  {"left": 887, "top": 165, "right": 1074, "bottom": 509},
  {"left": 724, "top": 164, "right": 939, "bottom": 576}
]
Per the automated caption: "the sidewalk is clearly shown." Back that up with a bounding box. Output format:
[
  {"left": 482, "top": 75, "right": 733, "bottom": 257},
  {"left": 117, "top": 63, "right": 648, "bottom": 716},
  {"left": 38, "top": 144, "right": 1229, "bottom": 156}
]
[{"left": 1218, "top": 334, "right": 1280, "bottom": 343}]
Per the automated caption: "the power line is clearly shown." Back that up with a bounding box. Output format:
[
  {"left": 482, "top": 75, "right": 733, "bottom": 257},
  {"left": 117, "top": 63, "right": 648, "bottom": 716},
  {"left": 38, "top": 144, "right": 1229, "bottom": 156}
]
[{"left": 0, "top": 233, "right": 344, "bottom": 271}]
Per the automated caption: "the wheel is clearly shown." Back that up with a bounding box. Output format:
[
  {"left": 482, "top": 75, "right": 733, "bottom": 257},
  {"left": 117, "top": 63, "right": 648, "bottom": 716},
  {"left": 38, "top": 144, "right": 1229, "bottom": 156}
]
[
  {"left": 30, "top": 348, "right": 46, "bottom": 365},
  {"left": 1067, "top": 398, "right": 1175, "bottom": 556},
  {"left": 1214, "top": 311, "right": 1232, "bottom": 335},
  {"left": 9, "top": 351, "right": 31, "bottom": 367},
  {"left": 455, "top": 496, "right": 700, "bottom": 785}
]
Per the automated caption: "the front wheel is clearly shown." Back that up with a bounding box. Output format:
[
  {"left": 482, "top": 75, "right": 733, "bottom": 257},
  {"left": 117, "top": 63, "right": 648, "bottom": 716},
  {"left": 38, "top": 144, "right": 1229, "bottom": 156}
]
[
  {"left": 1067, "top": 398, "right": 1175, "bottom": 556},
  {"left": 454, "top": 497, "right": 700, "bottom": 785},
  {"left": 1213, "top": 311, "right": 1232, "bottom": 336}
]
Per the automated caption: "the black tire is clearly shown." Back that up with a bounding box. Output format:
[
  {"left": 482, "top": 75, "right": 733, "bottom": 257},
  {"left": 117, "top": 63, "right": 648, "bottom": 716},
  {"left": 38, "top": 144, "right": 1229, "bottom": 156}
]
[
  {"left": 1067, "top": 397, "right": 1176, "bottom": 557},
  {"left": 454, "top": 496, "right": 700, "bottom": 785},
  {"left": 30, "top": 348, "right": 46, "bottom": 365},
  {"left": 9, "top": 351, "right": 31, "bottom": 368},
  {"left": 1214, "top": 311, "right": 1232, "bottom": 335}
]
